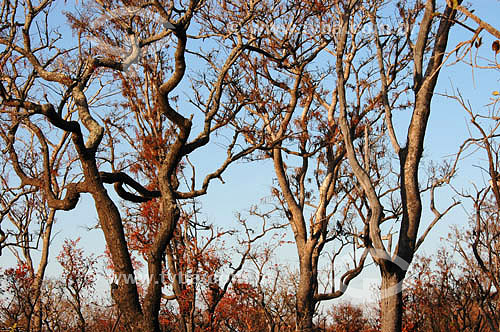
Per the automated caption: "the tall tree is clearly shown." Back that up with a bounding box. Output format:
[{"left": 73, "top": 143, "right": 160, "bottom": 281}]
[
  {"left": 225, "top": 1, "right": 373, "bottom": 330},
  {"left": 335, "top": 1, "right": 462, "bottom": 331},
  {"left": 0, "top": 1, "right": 266, "bottom": 331}
]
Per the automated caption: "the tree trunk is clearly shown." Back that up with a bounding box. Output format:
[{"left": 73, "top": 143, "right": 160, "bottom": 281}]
[
  {"left": 380, "top": 271, "right": 403, "bottom": 332},
  {"left": 295, "top": 266, "right": 316, "bottom": 332},
  {"left": 31, "top": 209, "right": 55, "bottom": 332},
  {"left": 83, "top": 161, "right": 146, "bottom": 331},
  {"left": 295, "top": 297, "right": 315, "bottom": 332}
]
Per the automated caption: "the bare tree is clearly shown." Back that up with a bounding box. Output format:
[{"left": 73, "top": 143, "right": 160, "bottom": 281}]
[
  {"left": 447, "top": 81, "right": 500, "bottom": 331},
  {"left": 0, "top": 0, "right": 268, "bottom": 331},
  {"left": 335, "top": 1, "right": 462, "bottom": 331},
  {"left": 223, "top": 1, "right": 378, "bottom": 330},
  {"left": 0, "top": 112, "right": 75, "bottom": 331}
]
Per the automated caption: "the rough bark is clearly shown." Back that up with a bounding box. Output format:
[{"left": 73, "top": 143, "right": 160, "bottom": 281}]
[
  {"left": 90, "top": 181, "right": 145, "bottom": 331},
  {"left": 380, "top": 270, "right": 403, "bottom": 332},
  {"left": 296, "top": 259, "right": 316, "bottom": 332}
]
